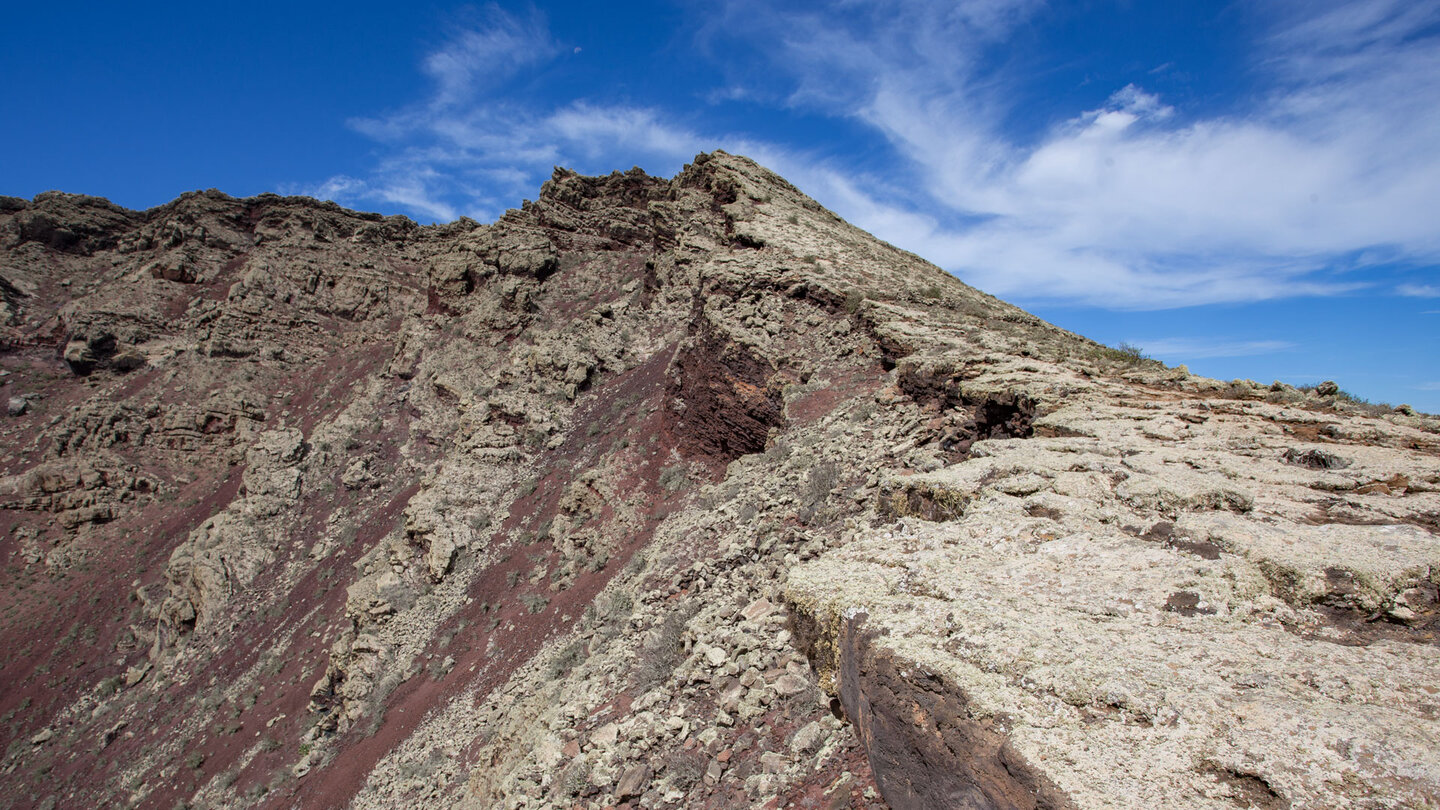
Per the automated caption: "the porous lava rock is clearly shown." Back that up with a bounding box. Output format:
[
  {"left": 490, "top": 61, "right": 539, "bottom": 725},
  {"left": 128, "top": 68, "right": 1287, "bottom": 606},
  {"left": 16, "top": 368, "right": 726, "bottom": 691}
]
[{"left": 0, "top": 153, "right": 1436, "bottom": 810}]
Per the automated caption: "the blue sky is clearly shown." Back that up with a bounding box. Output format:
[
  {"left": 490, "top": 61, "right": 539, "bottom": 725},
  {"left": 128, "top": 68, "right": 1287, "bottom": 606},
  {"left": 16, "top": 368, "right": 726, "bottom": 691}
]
[{"left": 3, "top": 1, "right": 1438, "bottom": 411}]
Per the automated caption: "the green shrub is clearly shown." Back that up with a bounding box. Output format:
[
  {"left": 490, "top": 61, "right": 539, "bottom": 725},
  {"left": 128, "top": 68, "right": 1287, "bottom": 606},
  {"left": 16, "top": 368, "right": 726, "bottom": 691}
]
[
  {"left": 658, "top": 464, "right": 688, "bottom": 493},
  {"left": 634, "top": 604, "right": 699, "bottom": 691},
  {"left": 542, "top": 641, "right": 585, "bottom": 681},
  {"left": 803, "top": 461, "right": 841, "bottom": 506},
  {"left": 1091, "top": 341, "right": 1153, "bottom": 366}
]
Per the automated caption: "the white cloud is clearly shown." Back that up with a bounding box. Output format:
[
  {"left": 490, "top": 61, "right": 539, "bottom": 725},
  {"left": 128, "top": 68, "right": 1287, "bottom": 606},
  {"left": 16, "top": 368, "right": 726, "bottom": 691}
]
[
  {"left": 544, "top": 104, "right": 701, "bottom": 163},
  {"left": 301, "top": 10, "right": 710, "bottom": 223},
  {"left": 1399, "top": 283, "right": 1440, "bottom": 297},
  {"left": 299, "top": 0, "right": 1440, "bottom": 312},
  {"left": 283, "top": 171, "right": 459, "bottom": 224},
  {"left": 710, "top": 0, "right": 1440, "bottom": 308},
  {"left": 1133, "top": 338, "right": 1298, "bottom": 360},
  {"left": 1417, "top": 382, "right": 1440, "bottom": 391},
  {"left": 421, "top": 6, "right": 558, "bottom": 106}
]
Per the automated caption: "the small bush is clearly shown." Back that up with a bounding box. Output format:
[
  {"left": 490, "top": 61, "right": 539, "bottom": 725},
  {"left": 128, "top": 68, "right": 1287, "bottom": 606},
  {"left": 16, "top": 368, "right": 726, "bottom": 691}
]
[
  {"left": 803, "top": 461, "right": 842, "bottom": 506},
  {"left": 1093, "top": 342, "right": 1150, "bottom": 365},
  {"left": 605, "top": 591, "right": 634, "bottom": 621},
  {"left": 520, "top": 593, "right": 550, "bottom": 614},
  {"left": 1299, "top": 382, "right": 1392, "bottom": 416},
  {"left": 427, "top": 656, "right": 455, "bottom": 680},
  {"left": 542, "top": 641, "right": 585, "bottom": 681},
  {"left": 634, "top": 604, "right": 699, "bottom": 691},
  {"left": 664, "top": 749, "right": 708, "bottom": 792},
  {"left": 658, "top": 464, "right": 688, "bottom": 493},
  {"left": 1220, "top": 381, "right": 1254, "bottom": 400},
  {"left": 552, "top": 757, "right": 590, "bottom": 799}
]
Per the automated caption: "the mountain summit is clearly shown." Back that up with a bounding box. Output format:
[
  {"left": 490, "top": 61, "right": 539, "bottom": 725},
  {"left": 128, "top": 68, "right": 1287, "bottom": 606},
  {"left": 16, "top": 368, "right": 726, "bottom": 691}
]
[{"left": 1, "top": 153, "right": 1437, "bottom": 809}]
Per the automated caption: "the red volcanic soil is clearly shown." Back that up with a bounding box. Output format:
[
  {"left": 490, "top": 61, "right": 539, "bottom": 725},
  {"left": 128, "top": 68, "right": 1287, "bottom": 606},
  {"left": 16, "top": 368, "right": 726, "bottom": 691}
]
[
  {"left": 0, "top": 326, "right": 415, "bottom": 809},
  {"left": 272, "top": 347, "right": 698, "bottom": 809}
]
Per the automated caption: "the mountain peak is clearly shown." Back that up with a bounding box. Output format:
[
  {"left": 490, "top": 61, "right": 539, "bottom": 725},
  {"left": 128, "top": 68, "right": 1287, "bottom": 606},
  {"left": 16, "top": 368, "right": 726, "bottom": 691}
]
[{"left": 1, "top": 156, "right": 1436, "bottom": 809}]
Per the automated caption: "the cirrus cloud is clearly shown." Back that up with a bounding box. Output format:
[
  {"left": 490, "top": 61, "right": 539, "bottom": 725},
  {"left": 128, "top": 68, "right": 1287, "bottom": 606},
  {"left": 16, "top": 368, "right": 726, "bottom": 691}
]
[{"left": 293, "top": 0, "right": 1440, "bottom": 311}]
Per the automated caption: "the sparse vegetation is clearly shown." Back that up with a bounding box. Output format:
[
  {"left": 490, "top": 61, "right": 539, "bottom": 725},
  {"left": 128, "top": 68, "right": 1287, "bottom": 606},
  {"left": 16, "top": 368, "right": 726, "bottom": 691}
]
[
  {"left": 803, "top": 460, "right": 842, "bottom": 506},
  {"left": 427, "top": 655, "right": 455, "bottom": 679},
  {"left": 664, "top": 748, "right": 708, "bottom": 792},
  {"left": 1297, "top": 382, "right": 1393, "bottom": 416},
  {"left": 658, "top": 464, "right": 688, "bottom": 493},
  {"left": 542, "top": 640, "right": 586, "bottom": 680},
  {"left": 97, "top": 675, "right": 124, "bottom": 696},
  {"left": 634, "top": 603, "right": 700, "bottom": 691},
  {"left": 1092, "top": 341, "right": 1152, "bottom": 366},
  {"left": 844, "top": 289, "right": 866, "bottom": 313},
  {"left": 552, "top": 756, "right": 590, "bottom": 800}
]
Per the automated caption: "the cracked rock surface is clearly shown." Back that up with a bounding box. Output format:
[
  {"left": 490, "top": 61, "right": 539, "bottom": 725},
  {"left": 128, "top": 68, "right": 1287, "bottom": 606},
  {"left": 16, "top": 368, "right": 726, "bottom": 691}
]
[{"left": 0, "top": 153, "right": 1436, "bottom": 809}]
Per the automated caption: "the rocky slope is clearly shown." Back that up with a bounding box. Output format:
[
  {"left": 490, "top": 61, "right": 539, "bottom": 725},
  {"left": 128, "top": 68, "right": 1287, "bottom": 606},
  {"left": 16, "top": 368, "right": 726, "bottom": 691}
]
[{"left": 0, "top": 153, "right": 1436, "bottom": 810}]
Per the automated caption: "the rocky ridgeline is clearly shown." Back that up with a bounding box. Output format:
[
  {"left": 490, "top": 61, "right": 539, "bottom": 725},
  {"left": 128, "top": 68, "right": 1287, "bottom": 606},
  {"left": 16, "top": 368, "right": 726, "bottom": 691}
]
[{"left": 0, "top": 154, "right": 1436, "bottom": 810}]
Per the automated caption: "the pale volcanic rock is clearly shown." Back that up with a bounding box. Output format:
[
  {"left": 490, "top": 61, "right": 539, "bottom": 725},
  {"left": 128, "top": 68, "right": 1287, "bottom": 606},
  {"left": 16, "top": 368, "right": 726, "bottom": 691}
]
[
  {"left": 788, "top": 370, "right": 1440, "bottom": 809},
  {"left": 0, "top": 151, "right": 1435, "bottom": 810}
]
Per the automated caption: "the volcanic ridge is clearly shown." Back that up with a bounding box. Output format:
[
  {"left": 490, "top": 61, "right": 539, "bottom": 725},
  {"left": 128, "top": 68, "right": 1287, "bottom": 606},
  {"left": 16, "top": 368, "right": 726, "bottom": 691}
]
[{"left": 1, "top": 152, "right": 1437, "bottom": 809}]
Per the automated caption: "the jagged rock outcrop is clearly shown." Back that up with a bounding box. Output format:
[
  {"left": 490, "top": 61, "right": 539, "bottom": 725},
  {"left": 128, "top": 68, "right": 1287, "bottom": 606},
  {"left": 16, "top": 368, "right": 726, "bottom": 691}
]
[{"left": 0, "top": 153, "right": 1436, "bottom": 810}]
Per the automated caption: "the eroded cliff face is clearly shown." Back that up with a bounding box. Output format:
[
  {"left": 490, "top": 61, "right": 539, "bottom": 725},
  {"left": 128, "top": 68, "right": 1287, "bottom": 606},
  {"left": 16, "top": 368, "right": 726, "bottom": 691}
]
[{"left": 0, "top": 154, "right": 1436, "bottom": 810}]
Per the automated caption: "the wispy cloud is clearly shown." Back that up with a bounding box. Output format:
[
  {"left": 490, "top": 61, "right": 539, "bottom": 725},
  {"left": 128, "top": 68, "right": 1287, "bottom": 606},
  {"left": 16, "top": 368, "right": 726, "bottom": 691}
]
[
  {"left": 1133, "top": 338, "right": 1298, "bottom": 360},
  {"left": 295, "top": 0, "right": 1440, "bottom": 312},
  {"left": 545, "top": 104, "right": 701, "bottom": 162},
  {"left": 704, "top": 0, "right": 1440, "bottom": 308},
  {"left": 1399, "top": 283, "right": 1440, "bottom": 297},
  {"left": 421, "top": 6, "right": 558, "bottom": 107},
  {"left": 1417, "top": 382, "right": 1440, "bottom": 391},
  {"left": 298, "top": 8, "right": 708, "bottom": 222}
]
